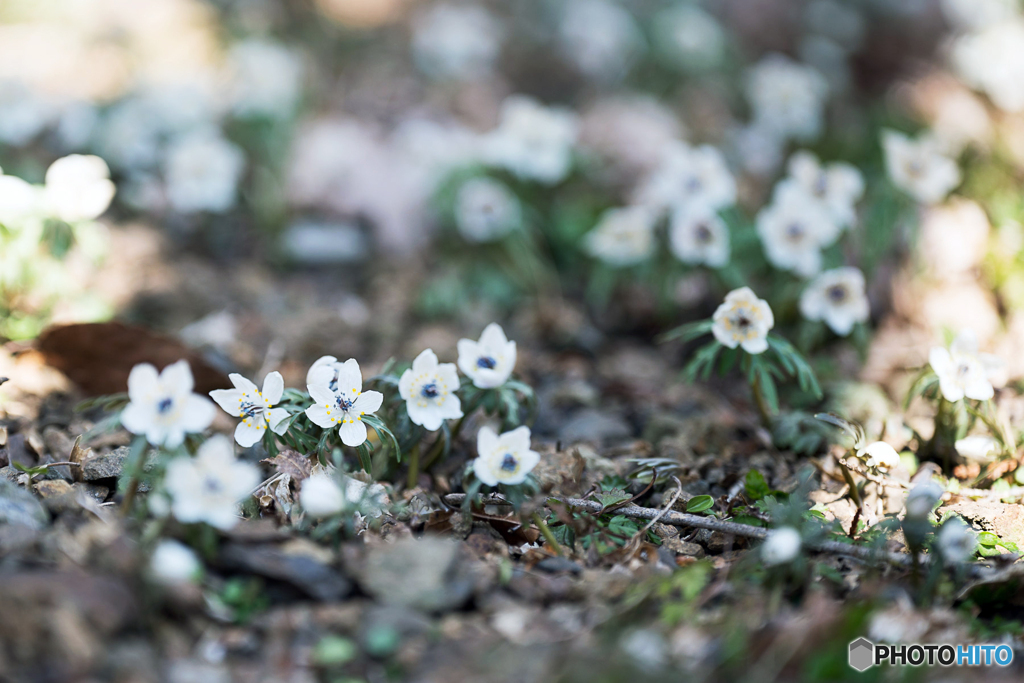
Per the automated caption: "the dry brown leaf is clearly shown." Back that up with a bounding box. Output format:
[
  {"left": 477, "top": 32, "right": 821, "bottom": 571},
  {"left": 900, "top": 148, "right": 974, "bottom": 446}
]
[{"left": 262, "top": 449, "right": 313, "bottom": 482}]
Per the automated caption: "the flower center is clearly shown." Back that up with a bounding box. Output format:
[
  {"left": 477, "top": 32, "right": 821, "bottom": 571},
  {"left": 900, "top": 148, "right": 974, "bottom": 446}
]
[
  {"left": 202, "top": 476, "right": 223, "bottom": 495},
  {"left": 421, "top": 382, "right": 440, "bottom": 399},
  {"left": 826, "top": 285, "right": 847, "bottom": 303},
  {"left": 694, "top": 223, "right": 713, "bottom": 243},
  {"left": 500, "top": 453, "right": 518, "bottom": 472},
  {"left": 241, "top": 401, "right": 261, "bottom": 418},
  {"left": 336, "top": 395, "right": 354, "bottom": 412},
  {"left": 157, "top": 397, "right": 174, "bottom": 414},
  {"left": 684, "top": 176, "right": 703, "bottom": 194},
  {"left": 476, "top": 356, "right": 497, "bottom": 369},
  {"left": 785, "top": 223, "right": 806, "bottom": 242},
  {"left": 813, "top": 173, "right": 828, "bottom": 197}
]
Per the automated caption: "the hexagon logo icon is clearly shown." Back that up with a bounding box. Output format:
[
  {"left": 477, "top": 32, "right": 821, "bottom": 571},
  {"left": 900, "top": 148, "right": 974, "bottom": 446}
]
[{"left": 849, "top": 637, "right": 874, "bottom": 672}]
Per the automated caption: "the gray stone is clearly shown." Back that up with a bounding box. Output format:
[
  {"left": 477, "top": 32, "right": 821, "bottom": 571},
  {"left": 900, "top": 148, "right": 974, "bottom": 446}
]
[
  {"left": 33, "top": 479, "right": 73, "bottom": 498},
  {"left": 939, "top": 499, "right": 1024, "bottom": 548},
  {"left": 81, "top": 447, "right": 129, "bottom": 481},
  {"left": 220, "top": 543, "right": 351, "bottom": 601},
  {"left": 660, "top": 537, "right": 705, "bottom": 558},
  {"left": 359, "top": 537, "right": 473, "bottom": 613},
  {"left": 0, "top": 479, "right": 48, "bottom": 529},
  {"left": 557, "top": 409, "right": 632, "bottom": 445}
]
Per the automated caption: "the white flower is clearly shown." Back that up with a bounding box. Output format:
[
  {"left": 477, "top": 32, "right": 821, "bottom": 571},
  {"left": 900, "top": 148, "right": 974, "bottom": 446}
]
[
  {"left": 343, "top": 475, "right": 389, "bottom": 518},
  {"left": 558, "top": 0, "right": 644, "bottom": 81},
  {"left": 799, "top": 267, "right": 870, "bottom": 336},
  {"left": 904, "top": 481, "right": 943, "bottom": 519},
  {"left": 584, "top": 205, "right": 657, "bottom": 267},
  {"left": 928, "top": 330, "right": 1003, "bottom": 402},
  {"left": 483, "top": 96, "right": 579, "bottom": 184},
  {"left": 745, "top": 54, "right": 829, "bottom": 142},
  {"left": 412, "top": 4, "right": 503, "bottom": 81},
  {"left": 43, "top": 155, "right": 116, "bottom": 223},
  {"left": 784, "top": 151, "right": 863, "bottom": 228},
  {"left": 300, "top": 471, "right": 346, "bottom": 518},
  {"left": 712, "top": 287, "right": 774, "bottom": 354},
  {"left": 457, "top": 323, "right": 517, "bottom": 389},
  {"left": 121, "top": 360, "right": 216, "bottom": 448},
  {"left": 653, "top": 4, "right": 727, "bottom": 71},
  {"left": 455, "top": 178, "right": 521, "bottom": 243},
  {"left": 0, "top": 170, "right": 39, "bottom": 226},
  {"left": 633, "top": 142, "right": 735, "bottom": 214},
  {"left": 164, "top": 129, "right": 246, "bottom": 214},
  {"left": 149, "top": 540, "right": 202, "bottom": 586},
  {"left": 941, "top": 0, "right": 1017, "bottom": 31},
  {"left": 881, "top": 129, "right": 960, "bottom": 205},
  {"left": 399, "top": 349, "right": 463, "bottom": 431},
  {"left": 227, "top": 39, "right": 304, "bottom": 119},
  {"left": 210, "top": 372, "right": 291, "bottom": 448},
  {"left": 756, "top": 185, "right": 840, "bottom": 277},
  {"left": 951, "top": 21, "right": 1024, "bottom": 113},
  {"left": 668, "top": 203, "right": 730, "bottom": 268},
  {"left": 857, "top": 441, "right": 901, "bottom": 473},
  {"left": 937, "top": 518, "right": 977, "bottom": 564},
  {"left": 164, "top": 435, "right": 260, "bottom": 530},
  {"left": 955, "top": 435, "right": 1001, "bottom": 462},
  {"left": 305, "top": 359, "right": 385, "bottom": 447},
  {"left": 762, "top": 526, "right": 802, "bottom": 565},
  {"left": 472, "top": 425, "right": 541, "bottom": 486}
]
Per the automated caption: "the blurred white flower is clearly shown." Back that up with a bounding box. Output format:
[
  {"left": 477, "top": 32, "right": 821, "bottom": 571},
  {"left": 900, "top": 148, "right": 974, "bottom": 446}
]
[
  {"left": 857, "top": 441, "right": 900, "bottom": 472},
  {"left": 121, "top": 360, "right": 216, "bottom": 448},
  {"left": 756, "top": 186, "right": 839, "bottom": 277},
  {"left": 399, "top": 349, "right": 463, "bottom": 431},
  {"left": 164, "top": 129, "right": 246, "bottom": 214},
  {"left": 904, "top": 481, "right": 943, "bottom": 519},
  {"left": 951, "top": 21, "right": 1024, "bottom": 113},
  {"left": 412, "top": 4, "right": 503, "bottom": 81},
  {"left": 149, "top": 540, "right": 202, "bottom": 586},
  {"left": 653, "top": 4, "right": 727, "bottom": 71},
  {"left": 937, "top": 518, "right": 977, "bottom": 564},
  {"left": 305, "top": 359, "right": 385, "bottom": 447},
  {"left": 955, "top": 435, "right": 1001, "bottom": 462},
  {"left": 633, "top": 142, "right": 735, "bottom": 214},
  {"left": 745, "top": 55, "right": 828, "bottom": 142},
  {"left": 210, "top": 372, "right": 291, "bottom": 448},
  {"left": 227, "top": 39, "right": 304, "bottom": 119},
  {"left": 483, "top": 96, "right": 579, "bottom": 184},
  {"left": 0, "top": 170, "right": 39, "bottom": 226},
  {"left": 942, "top": 0, "right": 1018, "bottom": 32},
  {"left": 668, "top": 204, "right": 730, "bottom": 268},
  {"left": 783, "top": 151, "right": 863, "bottom": 228},
  {"left": 712, "top": 287, "right": 774, "bottom": 354},
  {"left": 881, "top": 129, "right": 960, "bottom": 205},
  {"left": 473, "top": 425, "right": 540, "bottom": 486},
  {"left": 165, "top": 435, "right": 259, "bottom": 530},
  {"left": 300, "top": 471, "right": 346, "bottom": 518},
  {"left": 799, "top": 267, "right": 869, "bottom": 336},
  {"left": 583, "top": 205, "right": 656, "bottom": 267},
  {"left": 558, "top": 0, "right": 644, "bottom": 81},
  {"left": 458, "top": 323, "right": 517, "bottom": 389},
  {"left": 762, "top": 526, "right": 802, "bottom": 565},
  {"left": 343, "top": 475, "right": 389, "bottom": 518},
  {"left": 929, "top": 330, "right": 1003, "bottom": 402},
  {"left": 43, "top": 155, "right": 116, "bottom": 223},
  {"left": 455, "top": 177, "right": 521, "bottom": 242}
]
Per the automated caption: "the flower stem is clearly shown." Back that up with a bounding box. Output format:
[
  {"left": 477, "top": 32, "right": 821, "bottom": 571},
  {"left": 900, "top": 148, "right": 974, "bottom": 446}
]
[
  {"left": 406, "top": 442, "right": 421, "bottom": 490},
  {"left": 119, "top": 437, "right": 148, "bottom": 516},
  {"left": 751, "top": 374, "right": 773, "bottom": 427},
  {"left": 420, "top": 414, "right": 467, "bottom": 474},
  {"left": 532, "top": 511, "right": 564, "bottom": 557}
]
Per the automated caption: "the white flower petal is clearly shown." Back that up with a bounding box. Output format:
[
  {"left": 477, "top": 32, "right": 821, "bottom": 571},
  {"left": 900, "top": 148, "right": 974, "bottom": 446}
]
[
  {"left": 127, "top": 363, "right": 159, "bottom": 401},
  {"left": 210, "top": 388, "right": 246, "bottom": 416},
  {"left": 261, "top": 371, "right": 284, "bottom": 404},
  {"left": 234, "top": 419, "right": 265, "bottom": 448},
  {"left": 338, "top": 418, "right": 368, "bottom": 447},
  {"left": 353, "top": 390, "right": 383, "bottom": 414}
]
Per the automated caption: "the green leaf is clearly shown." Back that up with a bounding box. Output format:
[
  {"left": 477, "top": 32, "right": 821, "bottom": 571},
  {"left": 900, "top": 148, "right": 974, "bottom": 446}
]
[
  {"left": 657, "top": 319, "right": 714, "bottom": 345},
  {"left": 594, "top": 489, "right": 632, "bottom": 509},
  {"left": 686, "top": 495, "right": 714, "bottom": 513},
  {"left": 745, "top": 470, "right": 771, "bottom": 501}
]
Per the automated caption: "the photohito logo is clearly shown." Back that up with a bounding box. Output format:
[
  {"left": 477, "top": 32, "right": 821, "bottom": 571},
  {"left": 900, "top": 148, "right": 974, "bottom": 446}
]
[{"left": 849, "top": 638, "right": 1013, "bottom": 671}]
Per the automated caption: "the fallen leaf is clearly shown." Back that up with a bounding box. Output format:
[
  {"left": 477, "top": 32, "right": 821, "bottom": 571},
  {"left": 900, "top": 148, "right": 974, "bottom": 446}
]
[{"left": 262, "top": 449, "right": 313, "bottom": 482}]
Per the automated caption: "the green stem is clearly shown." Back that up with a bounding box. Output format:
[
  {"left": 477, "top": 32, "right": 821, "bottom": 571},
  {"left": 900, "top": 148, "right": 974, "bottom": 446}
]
[
  {"left": 421, "top": 413, "right": 467, "bottom": 473},
  {"left": 119, "top": 437, "right": 148, "bottom": 516},
  {"left": 751, "top": 374, "right": 773, "bottom": 427},
  {"left": 532, "top": 511, "right": 564, "bottom": 557},
  {"left": 406, "top": 442, "right": 421, "bottom": 490}
]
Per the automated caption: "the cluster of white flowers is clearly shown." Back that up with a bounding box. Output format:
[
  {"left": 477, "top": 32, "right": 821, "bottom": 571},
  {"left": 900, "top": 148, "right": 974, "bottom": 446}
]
[
  {"left": 928, "top": 329, "right": 1003, "bottom": 402},
  {"left": 0, "top": 155, "right": 116, "bottom": 227},
  {"left": 945, "top": 0, "right": 1024, "bottom": 114},
  {"left": 712, "top": 287, "right": 774, "bottom": 355},
  {"left": 781, "top": 151, "right": 864, "bottom": 229},
  {"left": 756, "top": 183, "right": 839, "bottom": 277},
  {"left": 881, "top": 129, "right": 961, "bottom": 205},
  {"left": 634, "top": 142, "right": 736, "bottom": 216}
]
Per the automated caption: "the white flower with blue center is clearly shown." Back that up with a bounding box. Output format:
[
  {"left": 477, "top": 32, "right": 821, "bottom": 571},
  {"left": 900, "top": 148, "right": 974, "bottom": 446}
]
[
  {"left": 881, "top": 129, "right": 961, "bottom": 205},
  {"left": 305, "top": 358, "right": 385, "bottom": 447},
  {"left": 711, "top": 287, "right": 774, "bottom": 355},
  {"left": 121, "top": 360, "right": 216, "bottom": 448},
  {"left": 210, "top": 372, "right": 291, "bottom": 448},
  {"left": 928, "top": 330, "right": 1003, "bottom": 402},
  {"left": 783, "top": 150, "right": 863, "bottom": 229},
  {"left": 583, "top": 205, "right": 657, "bottom": 267},
  {"left": 457, "top": 323, "right": 517, "bottom": 389},
  {"left": 164, "top": 435, "right": 260, "bottom": 530},
  {"left": 633, "top": 142, "right": 736, "bottom": 214},
  {"left": 668, "top": 203, "right": 730, "bottom": 268},
  {"left": 472, "top": 425, "right": 540, "bottom": 486},
  {"left": 799, "top": 267, "right": 870, "bottom": 336},
  {"left": 399, "top": 349, "right": 463, "bottom": 431}
]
